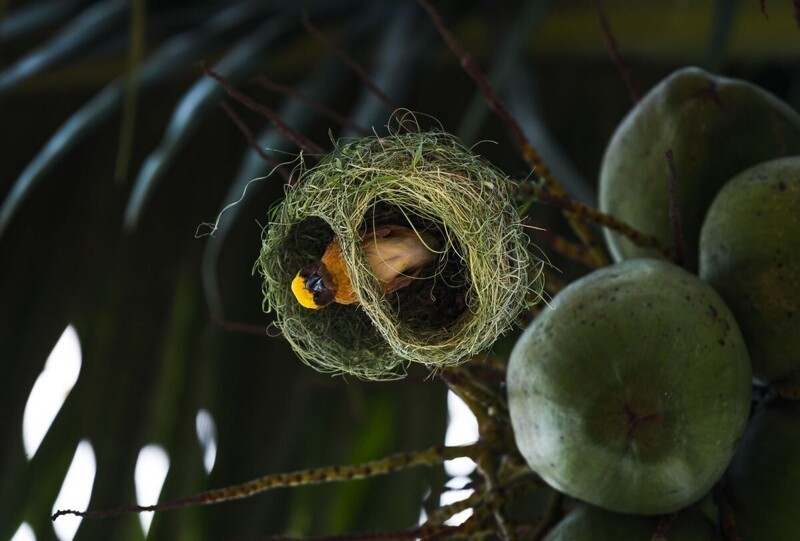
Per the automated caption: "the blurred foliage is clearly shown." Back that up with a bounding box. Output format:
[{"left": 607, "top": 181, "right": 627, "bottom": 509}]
[{"left": 1, "top": 0, "right": 799, "bottom": 540}]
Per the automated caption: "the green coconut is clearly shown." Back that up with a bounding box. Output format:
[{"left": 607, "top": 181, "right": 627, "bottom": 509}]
[
  {"left": 507, "top": 259, "right": 751, "bottom": 515},
  {"left": 700, "top": 157, "right": 800, "bottom": 384},
  {"left": 543, "top": 505, "right": 717, "bottom": 541},
  {"left": 600, "top": 66, "right": 800, "bottom": 270},
  {"left": 725, "top": 401, "right": 800, "bottom": 541},
  {"left": 257, "top": 128, "right": 542, "bottom": 379}
]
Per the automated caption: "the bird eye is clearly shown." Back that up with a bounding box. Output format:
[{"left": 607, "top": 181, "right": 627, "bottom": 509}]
[{"left": 306, "top": 275, "right": 324, "bottom": 293}]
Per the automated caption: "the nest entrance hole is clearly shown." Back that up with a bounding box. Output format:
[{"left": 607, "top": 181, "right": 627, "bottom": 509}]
[
  {"left": 287, "top": 205, "right": 471, "bottom": 334},
  {"left": 359, "top": 202, "right": 470, "bottom": 333}
]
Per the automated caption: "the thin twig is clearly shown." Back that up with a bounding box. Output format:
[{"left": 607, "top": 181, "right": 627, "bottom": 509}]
[
  {"left": 423, "top": 489, "right": 485, "bottom": 528},
  {"left": 417, "top": 0, "right": 541, "bottom": 177},
  {"left": 760, "top": 0, "right": 769, "bottom": 19},
  {"left": 476, "top": 454, "right": 516, "bottom": 541},
  {"left": 258, "top": 521, "right": 464, "bottom": 541},
  {"left": 204, "top": 65, "right": 325, "bottom": 155},
  {"left": 425, "top": 479, "right": 539, "bottom": 541},
  {"left": 590, "top": 0, "right": 641, "bottom": 104},
  {"left": 253, "top": 76, "right": 371, "bottom": 136},
  {"left": 496, "top": 455, "right": 535, "bottom": 488},
  {"left": 302, "top": 12, "right": 397, "bottom": 113},
  {"left": 535, "top": 190, "right": 672, "bottom": 258},
  {"left": 417, "top": 0, "right": 610, "bottom": 267},
  {"left": 421, "top": 477, "right": 484, "bottom": 521},
  {"left": 481, "top": 479, "right": 543, "bottom": 541},
  {"left": 219, "top": 101, "right": 291, "bottom": 182},
  {"left": 529, "top": 225, "right": 602, "bottom": 269},
  {"left": 53, "top": 444, "right": 483, "bottom": 521}
]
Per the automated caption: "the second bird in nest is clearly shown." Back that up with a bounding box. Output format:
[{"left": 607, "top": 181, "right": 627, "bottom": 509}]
[{"left": 291, "top": 224, "right": 441, "bottom": 309}]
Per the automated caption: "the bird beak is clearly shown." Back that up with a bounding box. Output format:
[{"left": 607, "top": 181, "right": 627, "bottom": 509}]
[{"left": 291, "top": 272, "right": 322, "bottom": 309}]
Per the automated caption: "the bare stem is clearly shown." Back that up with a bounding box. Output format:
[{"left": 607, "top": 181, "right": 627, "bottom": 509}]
[
  {"left": 528, "top": 222, "right": 602, "bottom": 269},
  {"left": 590, "top": 0, "right": 641, "bottom": 104},
  {"left": 219, "top": 100, "right": 291, "bottom": 181},
  {"left": 417, "top": 0, "right": 610, "bottom": 267},
  {"left": 535, "top": 190, "right": 672, "bottom": 258},
  {"left": 253, "top": 76, "right": 371, "bottom": 136},
  {"left": 204, "top": 66, "right": 324, "bottom": 155},
  {"left": 423, "top": 489, "right": 485, "bottom": 528},
  {"left": 52, "top": 443, "right": 483, "bottom": 521},
  {"left": 302, "top": 12, "right": 397, "bottom": 114}
]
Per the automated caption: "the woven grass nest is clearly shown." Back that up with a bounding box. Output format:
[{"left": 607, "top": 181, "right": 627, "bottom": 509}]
[{"left": 257, "top": 128, "right": 543, "bottom": 379}]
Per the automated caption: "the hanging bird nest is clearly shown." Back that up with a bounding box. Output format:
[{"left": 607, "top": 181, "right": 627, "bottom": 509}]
[{"left": 257, "top": 126, "right": 543, "bottom": 380}]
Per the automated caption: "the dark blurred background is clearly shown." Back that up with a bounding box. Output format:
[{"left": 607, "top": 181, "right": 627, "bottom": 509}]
[{"left": 1, "top": 1, "right": 799, "bottom": 539}]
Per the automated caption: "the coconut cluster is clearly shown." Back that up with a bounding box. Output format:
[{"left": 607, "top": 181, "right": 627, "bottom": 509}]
[
  {"left": 507, "top": 67, "right": 800, "bottom": 529},
  {"left": 257, "top": 128, "right": 542, "bottom": 379}
]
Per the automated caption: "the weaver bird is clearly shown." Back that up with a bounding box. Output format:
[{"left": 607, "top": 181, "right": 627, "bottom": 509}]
[{"left": 291, "top": 224, "right": 440, "bottom": 309}]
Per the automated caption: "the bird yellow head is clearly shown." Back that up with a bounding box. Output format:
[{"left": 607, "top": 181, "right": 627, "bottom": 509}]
[{"left": 292, "top": 272, "right": 322, "bottom": 309}]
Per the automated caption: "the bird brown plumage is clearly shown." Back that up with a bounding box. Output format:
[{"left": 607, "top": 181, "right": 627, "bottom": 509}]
[{"left": 291, "top": 225, "right": 440, "bottom": 309}]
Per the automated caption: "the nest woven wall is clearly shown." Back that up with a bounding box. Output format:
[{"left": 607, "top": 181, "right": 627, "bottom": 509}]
[{"left": 257, "top": 128, "right": 542, "bottom": 379}]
